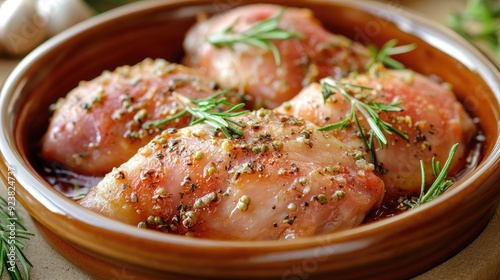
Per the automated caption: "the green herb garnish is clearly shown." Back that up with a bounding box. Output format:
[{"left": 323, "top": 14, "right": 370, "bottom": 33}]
[
  {"left": 367, "top": 39, "right": 417, "bottom": 70},
  {"left": 318, "top": 77, "right": 408, "bottom": 151},
  {"left": 0, "top": 196, "right": 34, "bottom": 280},
  {"left": 143, "top": 90, "right": 249, "bottom": 139},
  {"left": 404, "top": 143, "right": 459, "bottom": 209},
  {"left": 318, "top": 77, "right": 409, "bottom": 173},
  {"left": 207, "top": 8, "right": 303, "bottom": 65}
]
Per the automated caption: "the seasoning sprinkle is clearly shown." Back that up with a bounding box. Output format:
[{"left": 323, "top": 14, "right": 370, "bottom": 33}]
[
  {"left": 113, "top": 169, "right": 126, "bottom": 180},
  {"left": 207, "top": 165, "right": 216, "bottom": 175},
  {"left": 182, "top": 211, "right": 197, "bottom": 228},
  {"left": 272, "top": 140, "right": 284, "bottom": 151},
  {"left": 237, "top": 195, "right": 251, "bottom": 211},
  {"left": 332, "top": 190, "right": 346, "bottom": 202},
  {"left": 299, "top": 176, "right": 308, "bottom": 185},
  {"left": 154, "top": 216, "right": 164, "bottom": 226},
  {"left": 152, "top": 187, "right": 167, "bottom": 199},
  {"left": 252, "top": 146, "right": 261, "bottom": 154},
  {"left": 353, "top": 151, "right": 364, "bottom": 160},
  {"left": 194, "top": 151, "right": 204, "bottom": 160},
  {"left": 261, "top": 144, "right": 269, "bottom": 153},
  {"left": 194, "top": 192, "right": 217, "bottom": 209},
  {"left": 147, "top": 216, "right": 155, "bottom": 225},
  {"left": 317, "top": 194, "right": 327, "bottom": 204},
  {"left": 133, "top": 108, "right": 148, "bottom": 123},
  {"left": 283, "top": 215, "right": 296, "bottom": 225}
]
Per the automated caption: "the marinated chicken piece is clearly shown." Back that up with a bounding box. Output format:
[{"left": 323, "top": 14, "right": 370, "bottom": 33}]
[
  {"left": 276, "top": 66, "right": 477, "bottom": 197},
  {"left": 80, "top": 110, "right": 385, "bottom": 240},
  {"left": 183, "top": 4, "right": 369, "bottom": 109},
  {"left": 41, "top": 58, "right": 240, "bottom": 176}
]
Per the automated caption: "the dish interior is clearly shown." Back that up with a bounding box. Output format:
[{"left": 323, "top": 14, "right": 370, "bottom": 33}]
[
  {"left": 14, "top": 0, "right": 500, "bottom": 252},
  {"left": 2, "top": 0, "right": 499, "bottom": 279}
]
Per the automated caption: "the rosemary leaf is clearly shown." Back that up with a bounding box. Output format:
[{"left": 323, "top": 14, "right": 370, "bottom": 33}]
[
  {"left": 318, "top": 77, "right": 408, "bottom": 151},
  {"left": 404, "top": 143, "right": 459, "bottom": 209},
  {"left": 143, "top": 90, "right": 249, "bottom": 139},
  {"left": 0, "top": 196, "right": 34, "bottom": 280},
  {"left": 367, "top": 39, "right": 417, "bottom": 70},
  {"left": 207, "top": 8, "right": 303, "bottom": 65}
]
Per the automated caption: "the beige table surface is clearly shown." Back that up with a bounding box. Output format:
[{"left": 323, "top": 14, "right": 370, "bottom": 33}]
[{"left": 0, "top": 0, "right": 499, "bottom": 279}]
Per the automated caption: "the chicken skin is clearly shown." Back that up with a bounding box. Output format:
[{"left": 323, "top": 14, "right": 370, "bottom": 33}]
[
  {"left": 183, "top": 4, "right": 369, "bottom": 109},
  {"left": 80, "top": 110, "right": 385, "bottom": 240},
  {"left": 276, "top": 66, "right": 477, "bottom": 197},
  {"left": 41, "top": 58, "right": 238, "bottom": 176}
]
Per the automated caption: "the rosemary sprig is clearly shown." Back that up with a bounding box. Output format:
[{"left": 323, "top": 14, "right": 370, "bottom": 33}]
[
  {"left": 318, "top": 77, "right": 409, "bottom": 151},
  {"left": 0, "top": 196, "right": 33, "bottom": 280},
  {"left": 367, "top": 39, "right": 417, "bottom": 70},
  {"left": 207, "top": 8, "right": 303, "bottom": 65},
  {"left": 404, "top": 143, "right": 459, "bottom": 209},
  {"left": 143, "top": 90, "right": 249, "bottom": 139}
]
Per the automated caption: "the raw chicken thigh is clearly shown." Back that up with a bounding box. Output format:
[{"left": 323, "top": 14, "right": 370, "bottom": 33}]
[
  {"left": 80, "top": 110, "right": 385, "bottom": 240},
  {"left": 276, "top": 66, "right": 477, "bottom": 196},
  {"left": 41, "top": 58, "right": 237, "bottom": 176},
  {"left": 183, "top": 4, "right": 369, "bottom": 108}
]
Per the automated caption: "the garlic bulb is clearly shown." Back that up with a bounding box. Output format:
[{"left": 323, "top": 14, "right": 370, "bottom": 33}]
[
  {"left": 0, "top": 0, "right": 46, "bottom": 56},
  {"left": 37, "top": 0, "right": 94, "bottom": 38},
  {"left": 0, "top": 0, "right": 94, "bottom": 57}
]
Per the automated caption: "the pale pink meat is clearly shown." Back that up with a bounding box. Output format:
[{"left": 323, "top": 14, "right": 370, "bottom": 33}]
[
  {"left": 80, "top": 110, "right": 385, "bottom": 240},
  {"left": 41, "top": 58, "right": 229, "bottom": 176},
  {"left": 276, "top": 67, "right": 477, "bottom": 197},
  {"left": 183, "top": 4, "right": 369, "bottom": 109}
]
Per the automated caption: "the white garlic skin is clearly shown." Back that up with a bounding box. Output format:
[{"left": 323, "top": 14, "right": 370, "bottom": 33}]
[
  {"left": 37, "top": 0, "right": 94, "bottom": 37},
  {"left": 0, "top": 0, "right": 46, "bottom": 56}
]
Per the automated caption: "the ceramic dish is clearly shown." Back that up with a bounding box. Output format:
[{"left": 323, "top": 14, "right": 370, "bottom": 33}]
[{"left": 1, "top": 0, "right": 499, "bottom": 279}]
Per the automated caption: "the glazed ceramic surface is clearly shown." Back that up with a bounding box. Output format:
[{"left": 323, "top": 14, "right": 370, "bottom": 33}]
[{"left": 0, "top": 0, "right": 499, "bottom": 279}]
